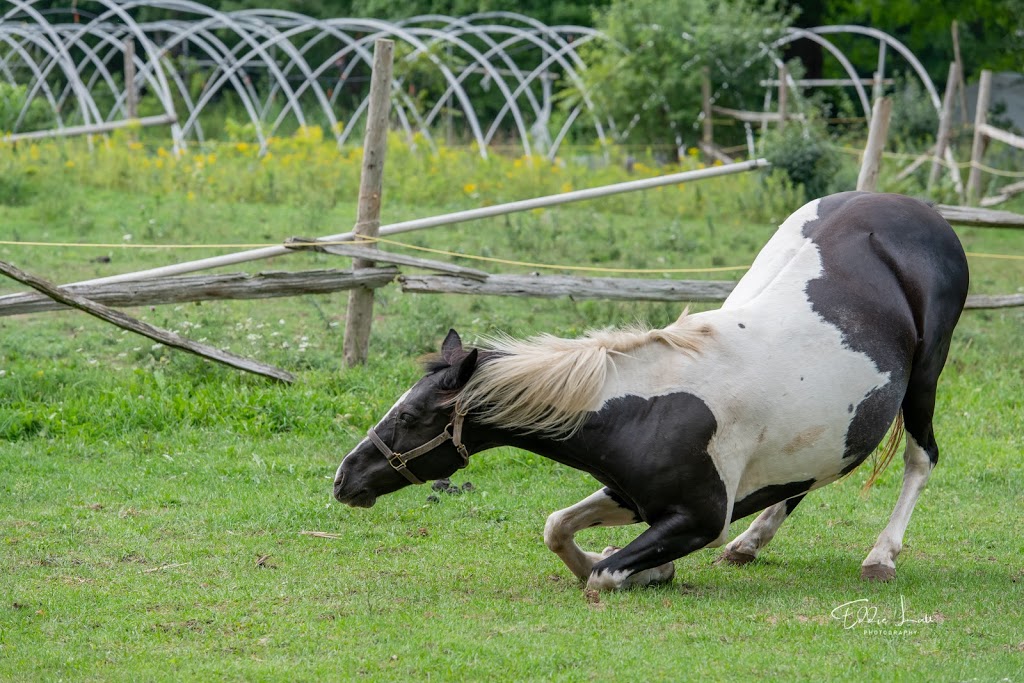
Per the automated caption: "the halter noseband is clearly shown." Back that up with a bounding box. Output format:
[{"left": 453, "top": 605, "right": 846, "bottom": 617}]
[{"left": 366, "top": 406, "right": 470, "bottom": 485}]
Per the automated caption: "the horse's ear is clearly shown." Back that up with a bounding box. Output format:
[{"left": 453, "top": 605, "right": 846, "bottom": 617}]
[
  {"left": 446, "top": 348, "right": 477, "bottom": 389},
  {"left": 441, "top": 329, "right": 463, "bottom": 362}
]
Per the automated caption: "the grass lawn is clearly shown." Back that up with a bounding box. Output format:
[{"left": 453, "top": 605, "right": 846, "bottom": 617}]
[{"left": 1, "top": 145, "right": 1022, "bottom": 681}]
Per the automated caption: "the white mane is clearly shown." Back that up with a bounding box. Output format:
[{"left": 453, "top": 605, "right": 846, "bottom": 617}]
[{"left": 455, "top": 310, "right": 711, "bottom": 438}]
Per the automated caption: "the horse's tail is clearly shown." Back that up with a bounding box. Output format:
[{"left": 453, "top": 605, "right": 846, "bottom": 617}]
[{"left": 862, "top": 411, "right": 905, "bottom": 492}]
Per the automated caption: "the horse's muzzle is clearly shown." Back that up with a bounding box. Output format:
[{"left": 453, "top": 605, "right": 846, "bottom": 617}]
[{"left": 334, "top": 474, "right": 377, "bottom": 508}]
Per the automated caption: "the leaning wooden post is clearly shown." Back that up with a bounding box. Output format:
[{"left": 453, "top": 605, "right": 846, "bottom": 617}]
[
  {"left": 928, "top": 62, "right": 960, "bottom": 190},
  {"left": 124, "top": 39, "right": 138, "bottom": 120},
  {"left": 966, "top": 69, "right": 993, "bottom": 205},
  {"left": 856, "top": 97, "right": 892, "bottom": 192},
  {"left": 343, "top": 39, "right": 394, "bottom": 367},
  {"left": 777, "top": 64, "right": 788, "bottom": 132},
  {"left": 701, "top": 66, "right": 713, "bottom": 160}
]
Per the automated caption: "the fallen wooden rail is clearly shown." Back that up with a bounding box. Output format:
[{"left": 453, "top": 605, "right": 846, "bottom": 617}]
[
  {"left": 0, "top": 259, "right": 294, "bottom": 383},
  {"left": 0, "top": 267, "right": 397, "bottom": 317},
  {"left": 400, "top": 273, "right": 737, "bottom": 302},
  {"left": 965, "top": 294, "right": 1024, "bottom": 309},
  {"left": 400, "top": 272, "right": 1021, "bottom": 310},
  {"left": 936, "top": 205, "right": 1024, "bottom": 229}
]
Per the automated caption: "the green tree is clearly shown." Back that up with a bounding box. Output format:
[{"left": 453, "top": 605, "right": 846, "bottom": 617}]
[
  {"left": 819, "top": 0, "right": 1024, "bottom": 81},
  {"left": 567, "top": 0, "right": 796, "bottom": 152}
]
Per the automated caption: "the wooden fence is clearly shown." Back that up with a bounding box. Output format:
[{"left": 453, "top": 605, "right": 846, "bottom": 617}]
[{"left": 1, "top": 42, "right": 1021, "bottom": 380}]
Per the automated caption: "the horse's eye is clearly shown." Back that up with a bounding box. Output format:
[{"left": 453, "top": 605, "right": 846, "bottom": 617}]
[{"left": 397, "top": 412, "right": 416, "bottom": 425}]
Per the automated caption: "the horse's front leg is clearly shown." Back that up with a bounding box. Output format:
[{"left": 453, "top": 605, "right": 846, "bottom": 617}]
[
  {"left": 587, "top": 506, "right": 726, "bottom": 591},
  {"left": 544, "top": 488, "right": 641, "bottom": 581}
]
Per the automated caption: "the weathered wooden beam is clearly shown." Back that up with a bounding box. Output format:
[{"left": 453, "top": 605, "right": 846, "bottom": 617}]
[
  {"left": 0, "top": 268, "right": 398, "bottom": 317},
  {"left": 711, "top": 105, "right": 804, "bottom": 124},
  {"left": 284, "top": 238, "right": 488, "bottom": 280},
  {"left": 936, "top": 205, "right": 1024, "bottom": 229},
  {"left": 856, "top": 97, "right": 892, "bottom": 192},
  {"left": 967, "top": 70, "right": 993, "bottom": 204},
  {"left": 977, "top": 122, "right": 1024, "bottom": 151},
  {"left": 697, "top": 141, "right": 735, "bottom": 165},
  {"left": 759, "top": 78, "right": 895, "bottom": 88},
  {"left": 344, "top": 38, "right": 394, "bottom": 367},
  {"left": 965, "top": 294, "right": 1024, "bottom": 309},
  {"left": 400, "top": 273, "right": 737, "bottom": 302},
  {"left": 980, "top": 180, "right": 1024, "bottom": 208},
  {"left": 929, "top": 62, "right": 960, "bottom": 189},
  {"left": 0, "top": 259, "right": 295, "bottom": 383}
]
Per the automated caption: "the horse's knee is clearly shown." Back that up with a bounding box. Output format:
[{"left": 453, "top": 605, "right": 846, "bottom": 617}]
[{"left": 543, "top": 510, "right": 568, "bottom": 553}]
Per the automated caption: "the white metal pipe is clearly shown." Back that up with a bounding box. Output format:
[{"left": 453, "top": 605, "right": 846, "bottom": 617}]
[
  {"left": 52, "top": 159, "right": 769, "bottom": 288},
  {"left": 0, "top": 113, "right": 177, "bottom": 142}
]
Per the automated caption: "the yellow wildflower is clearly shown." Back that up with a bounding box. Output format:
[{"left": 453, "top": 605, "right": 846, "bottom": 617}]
[{"left": 463, "top": 182, "right": 478, "bottom": 194}]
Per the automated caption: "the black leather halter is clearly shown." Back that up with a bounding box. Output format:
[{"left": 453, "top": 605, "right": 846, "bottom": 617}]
[{"left": 366, "top": 407, "right": 470, "bottom": 485}]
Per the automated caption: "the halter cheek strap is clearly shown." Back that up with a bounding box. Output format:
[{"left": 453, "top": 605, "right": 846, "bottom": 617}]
[{"left": 366, "top": 408, "right": 470, "bottom": 485}]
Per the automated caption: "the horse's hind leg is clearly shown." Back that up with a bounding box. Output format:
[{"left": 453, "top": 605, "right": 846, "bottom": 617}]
[
  {"left": 718, "top": 495, "right": 806, "bottom": 565},
  {"left": 544, "top": 488, "right": 645, "bottom": 581},
  {"left": 861, "top": 349, "right": 949, "bottom": 581}
]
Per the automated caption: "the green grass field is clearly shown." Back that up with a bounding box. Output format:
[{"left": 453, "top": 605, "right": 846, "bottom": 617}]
[{"left": 1, "top": 140, "right": 1022, "bottom": 681}]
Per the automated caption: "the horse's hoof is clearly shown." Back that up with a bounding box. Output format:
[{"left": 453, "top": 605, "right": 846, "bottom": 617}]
[
  {"left": 600, "top": 545, "right": 621, "bottom": 558},
  {"left": 716, "top": 547, "right": 757, "bottom": 566},
  {"left": 860, "top": 563, "right": 896, "bottom": 581}
]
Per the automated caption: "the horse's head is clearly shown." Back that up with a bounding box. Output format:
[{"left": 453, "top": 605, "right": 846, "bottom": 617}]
[{"left": 333, "top": 329, "right": 479, "bottom": 508}]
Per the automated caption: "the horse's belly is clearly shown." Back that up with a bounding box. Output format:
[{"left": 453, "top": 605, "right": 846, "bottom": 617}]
[{"left": 728, "top": 380, "right": 904, "bottom": 510}]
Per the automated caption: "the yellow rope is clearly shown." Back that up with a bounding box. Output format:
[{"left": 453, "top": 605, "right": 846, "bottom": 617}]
[
  {"left": 964, "top": 251, "right": 1024, "bottom": 261},
  {"left": 0, "top": 240, "right": 1020, "bottom": 269}
]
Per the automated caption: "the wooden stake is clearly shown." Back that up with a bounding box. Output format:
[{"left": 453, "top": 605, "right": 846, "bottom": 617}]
[
  {"left": 929, "top": 62, "right": 960, "bottom": 189},
  {"left": 124, "top": 39, "right": 138, "bottom": 119},
  {"left": 856, "top": 97, "right": 892, "bottom": 192},
  {"left": 966, "top": 70, "right": 993, "bottom": 204},
  {"left": 777, "top": 64, "right": 788, "bottom": 132},
  {"left": 951, "top": 21, "right": 969, "bottom": 125},
  {"left": 343, "top": 39, "right": 394, "bottom": 367},
  {"left": 0, "top": 259, "right": 294, "bottom": 383},
  {"left": 701, "top": 66, "right": 713, "bottom": 159}
]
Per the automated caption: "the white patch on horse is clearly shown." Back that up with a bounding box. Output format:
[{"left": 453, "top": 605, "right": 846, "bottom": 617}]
[
  {"left": 586, "top": 563, "right": 675, "bottom": 591},
  {"left": 335, "top": 389, "right": 412, "bottom": 483},
  {"left": 595, "top": 197, "right": 891, "bottom": 536}
]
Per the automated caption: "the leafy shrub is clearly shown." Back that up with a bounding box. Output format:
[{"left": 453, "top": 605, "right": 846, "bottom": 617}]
[
  {"left": 0, "top": 82, "right": 55, "bottom": 133},
  {"left": 761, "top": 118, "right": 849, "bottom": 200}
]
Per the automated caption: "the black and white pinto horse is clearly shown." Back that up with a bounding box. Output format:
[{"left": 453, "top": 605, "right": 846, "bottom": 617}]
[{"left": 334, "top": 191, "right": 969, "bottom": 591}]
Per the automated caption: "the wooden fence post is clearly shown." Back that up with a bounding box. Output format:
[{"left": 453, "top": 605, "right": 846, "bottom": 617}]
[
  {"left": 966, "top": 69, "right": 993, "bottom": 205},
  {"left": 856, "top": 97, "right": 892, "bottom": 192},
  {"left": 124, "top": 39, "right": 138, "bottom": 120},
  {"left": 343, "top": 39, "right": 394, "bottom": 367},
  {"left": 701, "top": 66, "right": 713, "bottom": 160},
  {"left": 928, "top": 62, "right": 960, "bottom": 190},
  {"left": 777, "top": 64, "right": 788, "bottom": 132}
]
